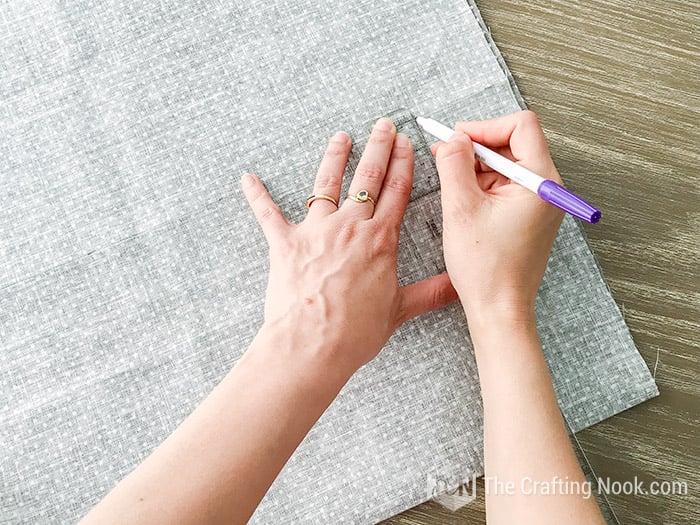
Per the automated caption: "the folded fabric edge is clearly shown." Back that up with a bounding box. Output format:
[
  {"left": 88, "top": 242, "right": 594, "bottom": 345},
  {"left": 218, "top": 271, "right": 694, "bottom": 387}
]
[{"left": 464, "top": 0, "right": 527, "bottom": 110}]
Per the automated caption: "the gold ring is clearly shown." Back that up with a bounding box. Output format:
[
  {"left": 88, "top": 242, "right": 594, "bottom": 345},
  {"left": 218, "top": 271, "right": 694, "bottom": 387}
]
[
  {"left": 305, "top": 194, "right": 339, "bottom": 208},
  {"left": 345, "top": 189, "right": 375, "bottom": 206}
]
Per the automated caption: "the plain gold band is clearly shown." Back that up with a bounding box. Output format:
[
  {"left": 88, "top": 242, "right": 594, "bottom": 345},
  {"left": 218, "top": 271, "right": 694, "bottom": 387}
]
[{"left": 305, "top": 194, "right": 339, "bottom": 208}]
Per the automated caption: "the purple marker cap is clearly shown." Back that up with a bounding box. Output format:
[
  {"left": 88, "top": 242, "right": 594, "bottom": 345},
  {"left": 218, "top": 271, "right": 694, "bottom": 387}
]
[{"left": 537, "top": 180, "right": 602, "bottom": 224}]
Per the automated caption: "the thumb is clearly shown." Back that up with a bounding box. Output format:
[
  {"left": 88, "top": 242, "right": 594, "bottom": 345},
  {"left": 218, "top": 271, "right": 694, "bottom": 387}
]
[
  {"left": 397, "top": 273, "right": 458, "bottom": 325},
  {"left": 241, "top": 173, "right": 290, "bottom": 244},
  {"left": 435, "top": 133, "right": 483, "bottom": 216}
]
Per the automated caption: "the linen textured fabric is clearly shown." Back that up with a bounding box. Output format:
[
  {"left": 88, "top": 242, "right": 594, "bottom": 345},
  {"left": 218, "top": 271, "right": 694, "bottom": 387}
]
[{"left": 0, "top": 0, "right": 657, "bottom": 523}]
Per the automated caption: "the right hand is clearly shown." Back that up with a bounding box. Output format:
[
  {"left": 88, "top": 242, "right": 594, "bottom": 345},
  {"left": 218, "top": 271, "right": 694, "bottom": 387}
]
[{"left": 433, "top": 110, "right": 564, "bottom": 324}]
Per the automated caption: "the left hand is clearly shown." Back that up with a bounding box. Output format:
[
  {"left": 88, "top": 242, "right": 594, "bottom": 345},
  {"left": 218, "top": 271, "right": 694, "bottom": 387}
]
[{"left": 242, "top": 117, "right": 457, "bottom": 374}]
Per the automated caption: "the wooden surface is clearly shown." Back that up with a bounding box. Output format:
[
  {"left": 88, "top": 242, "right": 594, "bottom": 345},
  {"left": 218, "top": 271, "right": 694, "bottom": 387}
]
[{"left": 383, "top": 1, "right": 699, "bottom": 524}]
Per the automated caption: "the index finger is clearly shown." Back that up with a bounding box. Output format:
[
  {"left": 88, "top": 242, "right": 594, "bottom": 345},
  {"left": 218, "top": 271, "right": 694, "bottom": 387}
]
[
  {"left": 456, "top": 110, "right": 557, "bottom": 179},
  {"left": 455, "top": 110, "right": 550, "bottom": 162}
]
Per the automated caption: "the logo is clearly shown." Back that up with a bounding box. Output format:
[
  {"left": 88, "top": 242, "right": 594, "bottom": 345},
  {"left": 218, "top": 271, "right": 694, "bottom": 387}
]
[{"left": 426, "top": 474, "right": 477, "bottom": 511}]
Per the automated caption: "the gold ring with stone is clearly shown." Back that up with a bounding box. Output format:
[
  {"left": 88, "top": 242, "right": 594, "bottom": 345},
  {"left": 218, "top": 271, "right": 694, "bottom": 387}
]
[
  {"left": 305, "top": 194, "right": 339, "bottom": 208},
  {"left": 345, "top": 189, "right": 375, "bottom": 206}
]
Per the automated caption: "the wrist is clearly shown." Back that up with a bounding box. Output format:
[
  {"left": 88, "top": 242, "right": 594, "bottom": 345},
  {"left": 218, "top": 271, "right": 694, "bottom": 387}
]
[
  {"left": 252, "top": 316, "right": 357, "bottom": 386},
  {"left": 465, "top": 310, "right": 544, "bottom": 375},
  {"left": 462, "top": 301, "right": 538, "bottom": 345}
]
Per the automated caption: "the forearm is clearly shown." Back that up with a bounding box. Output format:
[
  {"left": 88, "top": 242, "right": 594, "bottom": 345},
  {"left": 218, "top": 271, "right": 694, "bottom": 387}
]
[
  {"left": 466, "top": 307, "right": 605, "bottom": 525},
  {"left": 81, "top": 319, "right": 352, "bottom": 525}
]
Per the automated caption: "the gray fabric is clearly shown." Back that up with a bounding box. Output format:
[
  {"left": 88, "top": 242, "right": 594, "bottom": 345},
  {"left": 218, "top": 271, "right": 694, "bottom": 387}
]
[{"left": 0, "top": 1, "right": 657, "bottom": 523}]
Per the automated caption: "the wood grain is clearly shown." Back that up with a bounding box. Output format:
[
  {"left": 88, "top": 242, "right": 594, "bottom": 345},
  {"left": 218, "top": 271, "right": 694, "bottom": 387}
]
[{"left": 382, "top": 1, "right": 699, "bottom": 523}]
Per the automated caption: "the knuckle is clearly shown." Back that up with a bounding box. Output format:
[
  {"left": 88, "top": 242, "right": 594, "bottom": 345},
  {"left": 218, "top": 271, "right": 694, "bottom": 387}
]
[
  {"left": 368, "top": 129, "right": 394, "bottom": 146},
  {"left": 392, "top": 143, "right": 414, "bottom": 160},
  {"left": 355, "top": 164, "right": 384, "bottom": 182},
  {"left": 370, "top": 226, "right": 396, "bottom": 253},
  {"left": 259, "top": 205, "right": 276, "bottom": 219},
  {"left": 519, "top": 110, "right": 540, "bottom": 126},
  {"left": 454, "top": 121, "right": 472, "bottom": 136},
  {"left": 252, "top": 190, "right": 267, "bottom": 205},
  {"left": 258, "top": 204, "right": 280, "bottom": 222},
  {"left": 429, "top": 286, "right": 442, "bottom": 310},
  {"left": 314, "top": 171, "right": 339, "bottom": 189},
  {"left": 336, "top": 221, "right": 358, "bottom": 244},
  {"left": 431, "top": 281, "right": 452, "bottom": 309},
  {"left": 325, "top": 141, "right": 350, "bottom": 157},
  {"left": 437, "top": 140, "right": 469, "bottom": 160},
  {"left": 384, "top": 174, "right": 412, "bottom": 195},
  {"left": 254, "top": 196, "right": 280, "bottom": 222}
]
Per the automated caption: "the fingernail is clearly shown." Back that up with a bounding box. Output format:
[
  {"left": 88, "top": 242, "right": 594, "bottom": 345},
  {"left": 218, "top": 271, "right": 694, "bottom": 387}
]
[
  {"left": 331, "top": 131, "right": 350, "bottom": 143},
  {"left": 241, "top": 173, "right": 255, "bottom": 187},
  {"left": 396, "top": 133, "right": 410, "bottom": 147},
  {"left": 374, "top": 117, "right": 394, "bottom": 131},
  {"left": 448, "top": 132, "right": 462, "bottom": 142}
]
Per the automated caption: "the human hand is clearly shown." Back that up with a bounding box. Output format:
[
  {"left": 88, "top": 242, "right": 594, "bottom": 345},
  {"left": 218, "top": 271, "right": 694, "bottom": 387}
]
[
  {"left": 242, "top": 118, "right": 457, "bottom": 374},
  {"left": 433, "top": 110, "right": 564, "bottom": 325}
]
